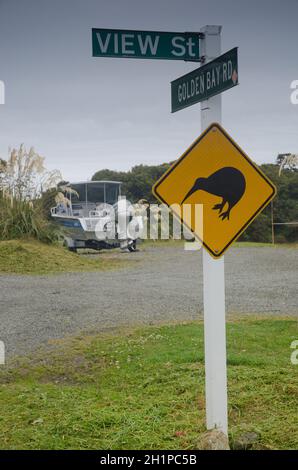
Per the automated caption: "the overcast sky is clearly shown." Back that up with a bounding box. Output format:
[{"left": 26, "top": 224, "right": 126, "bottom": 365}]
[{"left": 0, "top": 0, "right": 297, "bottom": 181}]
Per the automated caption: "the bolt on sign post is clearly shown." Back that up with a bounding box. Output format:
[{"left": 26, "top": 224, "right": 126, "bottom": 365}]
[{"left": 92, "top": 28, "right": 202, "bottom": 61}]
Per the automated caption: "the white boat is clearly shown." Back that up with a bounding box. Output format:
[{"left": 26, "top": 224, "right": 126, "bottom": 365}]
[{"left": 51, "top": 180, "right": 141, "bottom": 252}]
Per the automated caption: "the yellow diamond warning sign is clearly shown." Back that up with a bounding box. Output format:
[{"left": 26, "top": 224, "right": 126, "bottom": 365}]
[{"left": 152, "top": 123, "right": 276, "bottom": 258}]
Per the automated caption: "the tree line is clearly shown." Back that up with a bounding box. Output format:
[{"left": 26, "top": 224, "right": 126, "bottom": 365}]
[
  {"left": 1, "top": 145, "right": 296, "bottom": 244},
  {"left": 92, "top": 162, "right": 298, "bottom": 243}
]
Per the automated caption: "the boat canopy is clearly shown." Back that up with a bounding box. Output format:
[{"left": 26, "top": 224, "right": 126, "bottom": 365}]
[{"left": 68, "top": 181, "right": 122, "bottom": 206}]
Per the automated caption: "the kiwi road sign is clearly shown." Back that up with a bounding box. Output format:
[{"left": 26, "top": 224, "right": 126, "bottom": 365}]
[{"left": 152, "top": 123, "right": 276, "bottom": 258}]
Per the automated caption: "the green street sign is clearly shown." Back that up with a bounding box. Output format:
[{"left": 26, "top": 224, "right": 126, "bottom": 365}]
[
  {"left": 171, "top": 48, "right": 238, "bottom": 113},
  {"left": 92, "top": 28, "right": 201, "bottom": 61}
]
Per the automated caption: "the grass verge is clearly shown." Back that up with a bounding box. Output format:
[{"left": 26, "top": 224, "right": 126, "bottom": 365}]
[
  {"left": 0, "top": 239, "right": 127, "bottom": 275},
  {"left": 0, "top": 318, "right": 297, "bottom": 449},
  {"left": 233, "top": 241, "right": 298, "bottom": 249},
  {"left": 142, "top": 239, "right": 297, "bottom": 249}
]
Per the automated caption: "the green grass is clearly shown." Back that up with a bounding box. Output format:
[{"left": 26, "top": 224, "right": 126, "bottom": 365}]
[
  {"left": 0, "top": 239, "right": 127, "bottom": 275},
  {"left": 142, "top": 239, "right": 297, "bottom": 249},
  {"left": 233, "top": 241, "right": 298, "bottom": 249},
  {"left": 1, "top": 239, "right": 295, "bottom": 276},
  {"left": 144, "top": 239, "right": 257, "bottom": 249},
  {"left": 0, "top": 318, "right": 297, "bottom": 449}
]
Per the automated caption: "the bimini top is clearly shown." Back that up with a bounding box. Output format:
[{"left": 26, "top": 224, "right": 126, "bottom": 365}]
[{"left": 65, "top": 180, "right": 122, "bottom": 206}]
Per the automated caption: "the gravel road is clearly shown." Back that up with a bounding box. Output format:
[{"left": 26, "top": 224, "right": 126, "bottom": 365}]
[{"left": 0, "top": 245, "right": 297, "bottom": 357}]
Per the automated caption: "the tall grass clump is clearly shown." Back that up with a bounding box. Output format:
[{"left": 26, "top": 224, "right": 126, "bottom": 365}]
[
  {"left": 0, "top": 145, "right": 62, "bottom": 242},
  {"left": 0, "top": 194, "right": 59, "bottom": 242}
]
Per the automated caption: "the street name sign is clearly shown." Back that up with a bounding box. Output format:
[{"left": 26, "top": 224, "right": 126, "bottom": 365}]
[
  {"left": 171, "top": 48, "right": 238, "bottom": 112},
  {"left": 152, "top": 123, "right": 276, "bottom": 258},
  {"left": 92, "top": 28, "right": 201, "bottom": 61}
]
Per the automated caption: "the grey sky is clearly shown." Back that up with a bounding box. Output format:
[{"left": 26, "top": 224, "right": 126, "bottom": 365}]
[{"left": 0, "top": 0, "right": 297, "bottom": 181}]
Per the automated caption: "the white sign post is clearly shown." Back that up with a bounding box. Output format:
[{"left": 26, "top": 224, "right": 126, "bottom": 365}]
[{"left": 200, "top": 25, "right": 228, "bottom": 435}]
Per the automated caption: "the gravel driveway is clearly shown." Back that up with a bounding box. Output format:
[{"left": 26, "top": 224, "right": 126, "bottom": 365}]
[{"left": 0, "top": 244, "right": 297, "bottom": 357}]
